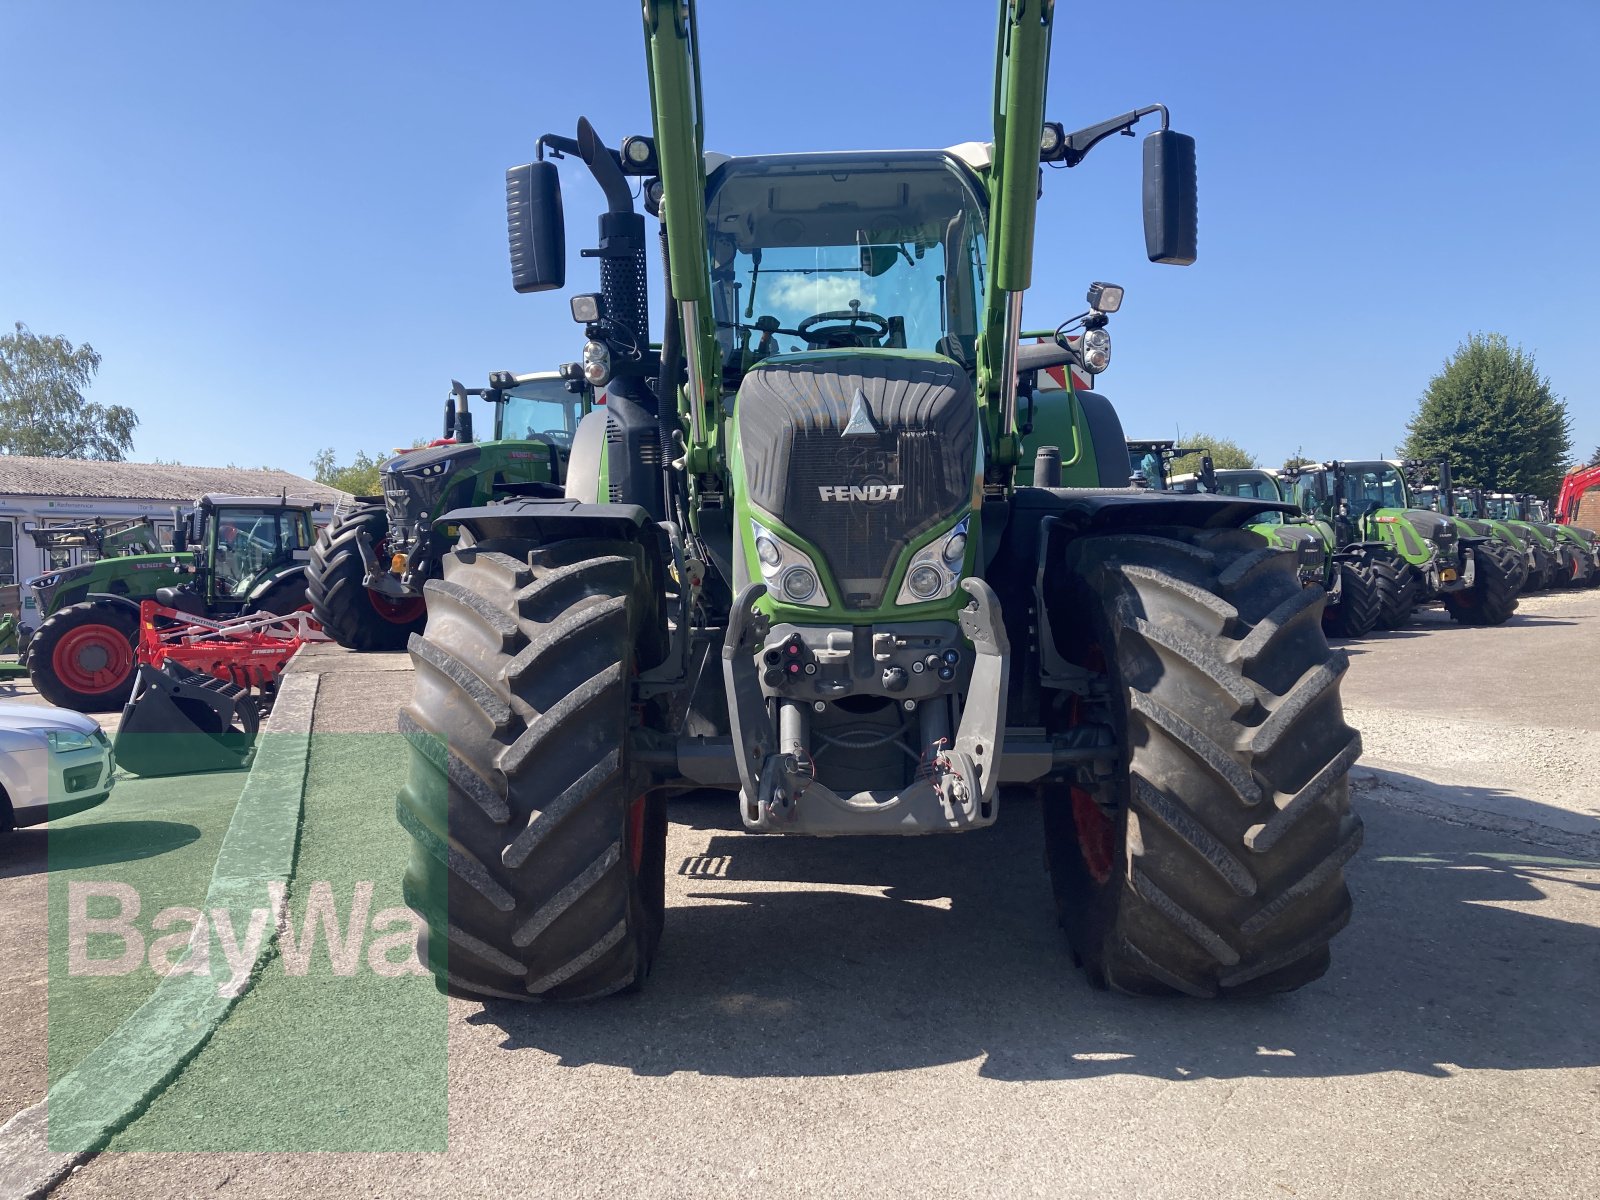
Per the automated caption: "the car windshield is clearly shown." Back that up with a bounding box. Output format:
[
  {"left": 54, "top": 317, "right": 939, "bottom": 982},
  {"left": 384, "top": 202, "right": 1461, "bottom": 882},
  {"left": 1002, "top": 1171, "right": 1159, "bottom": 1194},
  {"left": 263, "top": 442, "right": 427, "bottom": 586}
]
[
  {"left": 706, "top": 154, "right": 987, "bottom": 380},
  {"left": 498, "top": 379, "right": 582, "bottom": 447}
]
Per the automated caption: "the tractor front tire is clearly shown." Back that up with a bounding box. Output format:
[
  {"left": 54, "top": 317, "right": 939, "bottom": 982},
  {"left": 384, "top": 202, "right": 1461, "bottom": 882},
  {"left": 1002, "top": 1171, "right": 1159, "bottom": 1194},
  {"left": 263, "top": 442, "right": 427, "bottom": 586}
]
[
  {"left": 1370, "top": 555, "right": 1416, "bottom": 630},
  {"left": 1322, "top": 558, "right": 1381, "bottom": 638},
  {"left": 307, "top": 503, "right": 427, "bottom": 651},
  {"left": 27, "top": 602, "right": 139, "bottom": 712},
  {"left": 398, "top": 536, "right": 667, "bottom": 1001},
  {"left": 1442, "top": 543, "right": 1519, "bottom": 626},
  {"left": 1041, "top": 529, "right": 1363, "bottom": 998}
]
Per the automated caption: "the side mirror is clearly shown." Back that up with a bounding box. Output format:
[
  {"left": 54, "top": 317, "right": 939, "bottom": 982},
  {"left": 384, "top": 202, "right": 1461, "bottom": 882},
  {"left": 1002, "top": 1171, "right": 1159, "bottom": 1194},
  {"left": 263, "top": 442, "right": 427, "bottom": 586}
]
[
  {"left": 1199, "top": 454, "right": 1217, "bottom": 494},
  {"left": 506, "top": 161, "right": 566, "bottom": 294},
  {"left": 1142, "top": 130, "right": 1197, "bottom": 265}
]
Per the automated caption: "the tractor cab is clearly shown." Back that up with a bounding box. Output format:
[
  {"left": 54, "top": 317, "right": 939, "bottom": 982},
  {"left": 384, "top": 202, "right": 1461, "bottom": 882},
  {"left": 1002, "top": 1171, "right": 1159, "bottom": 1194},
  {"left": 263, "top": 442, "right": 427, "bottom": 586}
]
[
  {"left": 1127, "top": 439, "right": 1212, "bottom": 491},
  {"left": 171, "top": 495, "right": 318, "bottom": 614}
]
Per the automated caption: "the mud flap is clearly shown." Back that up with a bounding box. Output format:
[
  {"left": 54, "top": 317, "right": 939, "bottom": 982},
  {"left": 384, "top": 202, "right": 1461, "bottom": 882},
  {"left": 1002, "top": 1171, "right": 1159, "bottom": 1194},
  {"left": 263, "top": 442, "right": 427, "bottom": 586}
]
[{"left": 113, "top": 663, "right": 260, "bottom": 777}]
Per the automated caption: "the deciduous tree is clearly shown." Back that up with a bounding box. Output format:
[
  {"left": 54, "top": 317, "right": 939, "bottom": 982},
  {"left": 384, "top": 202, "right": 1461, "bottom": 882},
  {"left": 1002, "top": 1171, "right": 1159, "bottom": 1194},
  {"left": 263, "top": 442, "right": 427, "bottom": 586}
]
[
  {"left": 0, "top": 323, "right": 138, "bottom": 459},
  {"left": 1402, "top": 333, "right": 1572, "bottom": 497}
]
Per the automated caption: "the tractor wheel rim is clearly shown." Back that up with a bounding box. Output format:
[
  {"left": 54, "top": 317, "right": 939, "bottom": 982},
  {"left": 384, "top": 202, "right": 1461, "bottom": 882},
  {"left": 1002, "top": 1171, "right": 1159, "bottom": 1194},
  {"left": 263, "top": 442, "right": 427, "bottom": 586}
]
[
  {"left": 1070, "top": 785, "right": 1116, "bottom": 884},
  {"left": 53, "top": 626, "right": 133, "bottom": 695},
  {"left": 627, "top": 794, "right": 647, "bottom": 874},
  {"left": 366, "top": 590, "right": 426, "bottom": 625}
]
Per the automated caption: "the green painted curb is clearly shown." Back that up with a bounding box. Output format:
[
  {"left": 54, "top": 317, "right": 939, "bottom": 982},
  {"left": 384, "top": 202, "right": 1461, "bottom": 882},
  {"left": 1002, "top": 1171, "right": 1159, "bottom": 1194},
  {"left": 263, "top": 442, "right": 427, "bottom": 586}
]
[{"left": 0, "top": 671, "right": 320, "bottom": 1198}]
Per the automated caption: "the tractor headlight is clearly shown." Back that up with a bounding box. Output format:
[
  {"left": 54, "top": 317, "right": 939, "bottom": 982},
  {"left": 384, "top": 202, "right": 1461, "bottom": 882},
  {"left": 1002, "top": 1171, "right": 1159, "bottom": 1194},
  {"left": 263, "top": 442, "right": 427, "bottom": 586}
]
[
  {"left": 1079, "top": 327, "right": 1111, "bottom": 373},
  {"left": 895, "top": 515, "right": 970, "bottom": 606},
  {"left": 581, "top": 340, "right": 612, "bottom": 386},
  {"left": 748, "top": 518, "right": 828, "bottom": 608},
  {"left": 906, "top": 564, "right": 943, "bottom": 600},
  {"left": 780, "top": 565, "right": 819, "bottom": 603}
]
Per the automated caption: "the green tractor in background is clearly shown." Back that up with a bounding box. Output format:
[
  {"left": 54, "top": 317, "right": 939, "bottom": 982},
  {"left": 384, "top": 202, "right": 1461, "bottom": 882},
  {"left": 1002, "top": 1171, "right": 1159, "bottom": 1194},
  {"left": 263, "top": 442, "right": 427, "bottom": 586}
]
[
  {"left": 26, "top": 495, "right": 320, "bottom": 711},
  {"left": 1412, "top": 485, "right": 1534, "bottom": 595},
  {"left": 1184, "top": 468, "right": 1385, "bottom": 638},
  {"left": 1490, "top": 494, "right": 1596, "bottom": 588},
  {"left": 306, "top": 373, "right": 590, "bottom": 651},
  {"left": 1535, "top": 496, "right": 1600, "bottom": 586},
  {"left": 397, "top": 1, "right": 1365, "bottom": 1003},
  {"left": 1284, "top": 459, "right": 1518, "bottom": 628}
]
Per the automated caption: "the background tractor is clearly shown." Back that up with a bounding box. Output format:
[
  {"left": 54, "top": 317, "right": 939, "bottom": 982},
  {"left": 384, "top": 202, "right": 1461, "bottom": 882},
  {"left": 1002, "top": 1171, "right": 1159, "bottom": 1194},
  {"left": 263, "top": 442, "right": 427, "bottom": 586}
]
[
  {"left": 1497, "top": 494, "right": 1596, "bottom": 587},
  {"left": 306, "top": 373, "right": 590, "bottom": 650},
  {"left": 1285, "top": 459, "right": 1518, "bottom": 628},
  {"left": 26, "top": 494, "right": 318, "bottom": 711},
  {"left": 1413, "top": 485, "right": 1534, "bottom": 595},
  {"left": 1179, "top": 467, "right": 1384, "bottom": 637},
  {"left": 397, "top": 1, "right": 1365, "bottom": 1004}
]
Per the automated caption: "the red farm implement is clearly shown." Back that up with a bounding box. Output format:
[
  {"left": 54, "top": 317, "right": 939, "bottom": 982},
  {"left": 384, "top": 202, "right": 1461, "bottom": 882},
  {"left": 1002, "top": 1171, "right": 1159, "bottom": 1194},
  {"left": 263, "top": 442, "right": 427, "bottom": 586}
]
[{"left": 113, "top": 600, "right": 329, "bottom": 777}]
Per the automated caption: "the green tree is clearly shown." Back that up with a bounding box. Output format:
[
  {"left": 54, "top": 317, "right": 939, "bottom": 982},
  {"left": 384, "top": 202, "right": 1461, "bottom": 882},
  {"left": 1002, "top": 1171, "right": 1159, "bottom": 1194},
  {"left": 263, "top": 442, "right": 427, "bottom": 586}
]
[
  {"left": 1401, "top": 333, "right": 1572, "bottom": 497},
  {"left": 1281, "top": 448, "right": 1316, "bottom": 473},
  {"left": 312, "top": 447, "right": 389, "bottom": 496},
  {"left": 1170, "top": 430, "right": 1257, "bottom": 477},
  {"left": 0, "top": 323, "right": 138, "bottom": 459}
]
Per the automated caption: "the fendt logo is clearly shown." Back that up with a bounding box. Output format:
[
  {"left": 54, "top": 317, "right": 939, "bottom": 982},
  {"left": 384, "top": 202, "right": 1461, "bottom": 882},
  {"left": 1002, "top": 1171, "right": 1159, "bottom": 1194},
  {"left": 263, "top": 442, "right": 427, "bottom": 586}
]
[{"left": 817, "top": 484, "right": 904, "bottom": 502}]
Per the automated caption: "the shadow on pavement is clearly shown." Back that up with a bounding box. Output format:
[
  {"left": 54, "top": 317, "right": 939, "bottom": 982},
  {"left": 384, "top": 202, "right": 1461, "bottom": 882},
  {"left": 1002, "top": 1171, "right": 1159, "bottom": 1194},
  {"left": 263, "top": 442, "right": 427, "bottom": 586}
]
[
  {"left": 0, "top": 820, "right": 202, "bottom": 878},
  {"left": 468, "top": 791, "right": 1600, "bottom": 1082}
]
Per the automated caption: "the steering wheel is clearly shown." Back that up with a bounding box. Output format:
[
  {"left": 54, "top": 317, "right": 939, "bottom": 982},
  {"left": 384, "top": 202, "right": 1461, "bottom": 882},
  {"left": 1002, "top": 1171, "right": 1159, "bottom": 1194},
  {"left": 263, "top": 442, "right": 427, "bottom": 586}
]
[
  {"left": 538, "top": 430, "right": 573, "bottom": 448},
  {"left": 797, "top": 305, "right": 890, "bottom": 348}
]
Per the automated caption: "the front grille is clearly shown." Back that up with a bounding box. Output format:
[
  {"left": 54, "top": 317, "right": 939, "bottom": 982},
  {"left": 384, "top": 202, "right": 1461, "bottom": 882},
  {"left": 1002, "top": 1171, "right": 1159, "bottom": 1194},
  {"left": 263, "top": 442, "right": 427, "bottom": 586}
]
[{"left": 737, "top": 356, "right": 977, "bottom": 609}]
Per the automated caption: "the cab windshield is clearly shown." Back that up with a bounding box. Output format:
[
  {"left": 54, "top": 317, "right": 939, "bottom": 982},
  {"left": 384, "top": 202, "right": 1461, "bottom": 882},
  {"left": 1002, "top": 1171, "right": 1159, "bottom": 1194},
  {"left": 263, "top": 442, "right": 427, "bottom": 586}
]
[
  {"left": 1214, "top": 470, "right": 1283, "bottom": 524},
  {"left": 1345, "top": 463, "right": 1410, "bottom": 512},
  {"left": 1453, "top": 491, "right": 1480, "bottom": 518},
  {"left": 498, "top": 378, "right": 583, "bottom": 448},
  {"left": 706, "top": 154, "right": 987, "bottom": 381}
]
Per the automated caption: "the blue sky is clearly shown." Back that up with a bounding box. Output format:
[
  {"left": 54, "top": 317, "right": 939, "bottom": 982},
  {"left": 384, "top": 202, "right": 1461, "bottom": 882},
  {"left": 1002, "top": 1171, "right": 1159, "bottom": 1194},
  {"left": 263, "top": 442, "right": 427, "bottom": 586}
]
[{"left": 3, "top": 1, "right": 1596, "bottom": 476}]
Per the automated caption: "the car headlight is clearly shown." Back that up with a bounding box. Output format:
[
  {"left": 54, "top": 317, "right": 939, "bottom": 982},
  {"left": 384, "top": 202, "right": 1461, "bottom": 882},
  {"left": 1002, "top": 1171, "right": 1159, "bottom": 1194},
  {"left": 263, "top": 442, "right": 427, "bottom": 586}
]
[
  {"left": 748, "top": 518, "right": 828, "bottom": 608},
  {"left": 40, "top": 729, "right": 95, "bottom": 752},
  {"left": 895, "top": 515, "right": 970, "bottom": 606}
]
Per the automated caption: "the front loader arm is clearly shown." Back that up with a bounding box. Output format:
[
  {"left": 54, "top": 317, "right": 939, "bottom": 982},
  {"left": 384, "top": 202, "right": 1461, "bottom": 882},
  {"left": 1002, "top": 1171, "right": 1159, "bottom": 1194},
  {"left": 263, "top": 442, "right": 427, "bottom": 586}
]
[
  {"left": 982, "top": 0, "right": 1055, "bottom": 477},
  {"left": 642, "top": 0, "right": 717, "bottom": 473}
]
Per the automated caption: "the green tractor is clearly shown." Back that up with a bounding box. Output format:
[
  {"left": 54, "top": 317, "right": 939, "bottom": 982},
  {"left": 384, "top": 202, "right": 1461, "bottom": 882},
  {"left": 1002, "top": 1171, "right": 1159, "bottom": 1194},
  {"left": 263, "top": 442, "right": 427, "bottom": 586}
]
[
  {"left": 1412, "top": 485, "right": 1534, "bottom": 595},
  {"left": 1490, "top": 493, "right": 1596, "bottom": 588},
  {"left": 1184, "top": 468, "right": 1385, "bottom": 638},
  {"left": 1537, "top": 496, "right": 1600, "bottom": 586},
  {"left": 397, "top": 1, "right": 1365, "bottom": 1002},
  {"left": 1283, "top": 459, "right": 1518, "bottom": 628},
  {"left": 26, "top": 495, "right": 319, "bottom": 711},
  {"left": 306, "top": 373, "right": 590, "bottom": 651}
]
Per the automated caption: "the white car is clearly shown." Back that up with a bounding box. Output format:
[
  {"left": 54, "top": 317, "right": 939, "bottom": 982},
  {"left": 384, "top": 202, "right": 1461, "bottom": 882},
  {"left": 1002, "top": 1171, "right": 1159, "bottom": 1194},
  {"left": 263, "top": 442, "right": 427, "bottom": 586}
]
[{"left": 0, "top": 701, "right": 116, "bottom": 832}]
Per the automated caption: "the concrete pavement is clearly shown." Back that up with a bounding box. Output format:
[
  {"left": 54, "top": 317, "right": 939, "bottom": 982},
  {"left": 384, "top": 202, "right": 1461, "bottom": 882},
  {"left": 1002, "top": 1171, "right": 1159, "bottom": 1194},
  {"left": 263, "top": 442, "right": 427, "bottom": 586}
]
[{"left": 31, "top": 591, "right": 1600, "bottom": 1198}]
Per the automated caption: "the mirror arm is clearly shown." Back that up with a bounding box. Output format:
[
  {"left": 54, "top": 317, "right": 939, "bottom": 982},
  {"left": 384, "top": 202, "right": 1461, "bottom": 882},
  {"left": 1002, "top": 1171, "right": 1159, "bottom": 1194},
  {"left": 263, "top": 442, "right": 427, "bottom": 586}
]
[{"left": 1060, "top": 104, "right": 1167, "bottom": 168}]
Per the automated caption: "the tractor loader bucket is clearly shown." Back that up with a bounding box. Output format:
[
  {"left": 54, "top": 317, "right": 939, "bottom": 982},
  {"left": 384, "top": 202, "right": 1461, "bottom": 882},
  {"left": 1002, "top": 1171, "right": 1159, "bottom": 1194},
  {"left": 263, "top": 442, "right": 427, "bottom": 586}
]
[{"left": 113, "top": 662, "right": 260, "bottom": 777}]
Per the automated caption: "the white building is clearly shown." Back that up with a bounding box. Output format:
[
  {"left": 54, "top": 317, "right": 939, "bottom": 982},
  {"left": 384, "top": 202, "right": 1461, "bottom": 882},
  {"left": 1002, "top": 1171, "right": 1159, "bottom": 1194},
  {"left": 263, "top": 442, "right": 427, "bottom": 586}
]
[{"left": 0, "top": 456, "right": 350, "bottom": 625}]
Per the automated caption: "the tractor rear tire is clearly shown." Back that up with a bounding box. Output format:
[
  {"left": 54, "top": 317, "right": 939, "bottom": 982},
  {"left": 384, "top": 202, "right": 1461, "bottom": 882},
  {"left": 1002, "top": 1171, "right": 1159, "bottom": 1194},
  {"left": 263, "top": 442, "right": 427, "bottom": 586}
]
[
  {"left": 1370, "top": 556, "right": 1416, "bottom": 630},
  {"left": 1442, "top": 543, "right": 1519, "bottom": 626},
  {"left": 27, "top": 601, "right": 139, "bottom": 712},
  {"left": 306, "top": 503, "right": 427, "bottom": 651},
  {"left": 1041, "top": 528, "right": 1363, "bottom": 998},
  {"left": 1322, "top": 559, "right": 1381, "bottom": 638},
  {"left": 398, "top": 535, "right": 667, "bottom": 1001}
]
